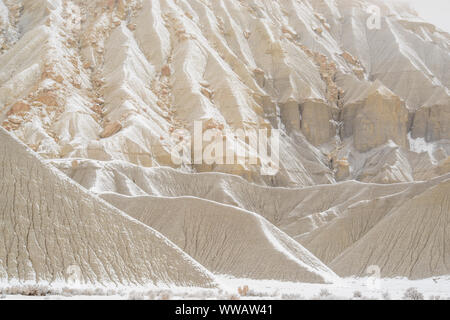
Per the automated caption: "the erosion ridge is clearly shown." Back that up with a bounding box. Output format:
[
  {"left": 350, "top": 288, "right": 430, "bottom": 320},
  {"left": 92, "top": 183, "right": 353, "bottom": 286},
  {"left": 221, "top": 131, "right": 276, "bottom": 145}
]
[
  {"left": 0, "top": 126, "right": 218, "bottom": 287},
  {"left": 53, "top": 158, "right": 450, "bottom": 279}
]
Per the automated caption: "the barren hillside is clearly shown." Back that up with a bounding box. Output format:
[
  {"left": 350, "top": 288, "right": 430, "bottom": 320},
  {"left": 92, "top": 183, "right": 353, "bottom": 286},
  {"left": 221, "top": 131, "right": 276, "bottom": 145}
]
[
  {"left": 0, "top": 127, "right": 217, "bottom": 287},
  {"left": 0, "top": 0, "right": 449, "bottom": 290}
]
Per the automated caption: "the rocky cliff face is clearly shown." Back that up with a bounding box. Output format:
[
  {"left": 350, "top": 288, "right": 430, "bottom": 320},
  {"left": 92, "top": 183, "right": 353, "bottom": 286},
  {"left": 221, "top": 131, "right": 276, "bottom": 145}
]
[{"left": 0, "top": 0, "right": 449, "bottom": 186}]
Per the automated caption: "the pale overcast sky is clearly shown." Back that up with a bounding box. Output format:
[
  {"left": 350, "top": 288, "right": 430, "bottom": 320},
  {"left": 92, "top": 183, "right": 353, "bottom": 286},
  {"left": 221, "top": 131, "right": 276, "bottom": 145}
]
[{"left": 408, "top": 0, "right": 450, "bottom": 33}]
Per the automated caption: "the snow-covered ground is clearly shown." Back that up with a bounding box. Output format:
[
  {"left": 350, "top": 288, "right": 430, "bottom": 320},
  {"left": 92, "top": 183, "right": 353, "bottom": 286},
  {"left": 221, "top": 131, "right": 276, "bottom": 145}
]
[
  {"left": 217, "top": 276, "right": 450, "bottom": 300},
  {"left": 1, "top": 276, "right": 449, "bottom": 300}
]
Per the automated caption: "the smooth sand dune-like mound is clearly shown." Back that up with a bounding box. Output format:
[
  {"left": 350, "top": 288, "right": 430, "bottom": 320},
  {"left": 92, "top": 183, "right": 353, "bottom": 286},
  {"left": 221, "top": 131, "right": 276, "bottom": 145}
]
[
  {"left": 0, "top": 127, "right": 217, "bottom": 288},
  {"left": 297, "top": 174, "right": 450, "bottom": 263},
  {"left": 101, "top": 193, "right": 338, "bottom": 283},
  {"left": 330, "top": 178, "right": 450, "bottom": 279}
]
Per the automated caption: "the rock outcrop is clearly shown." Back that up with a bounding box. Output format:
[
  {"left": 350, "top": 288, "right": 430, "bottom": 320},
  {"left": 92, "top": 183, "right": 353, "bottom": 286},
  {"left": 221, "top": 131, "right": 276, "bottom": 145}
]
[
  {"left": 353, "top": 83, "right": 409, "bottom": 152},
  {"left": 300, "top": 100, "right": 336, "bottom": 146},
  {"left": 411, "top": 102, "right": 450, "bottom": 142}
]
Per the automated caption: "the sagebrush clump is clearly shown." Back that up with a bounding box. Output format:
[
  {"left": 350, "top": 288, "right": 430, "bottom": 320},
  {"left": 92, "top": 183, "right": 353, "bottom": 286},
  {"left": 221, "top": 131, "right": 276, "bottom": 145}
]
[{"left": 403, "top": 288, "right": 424, "bottom": 300}]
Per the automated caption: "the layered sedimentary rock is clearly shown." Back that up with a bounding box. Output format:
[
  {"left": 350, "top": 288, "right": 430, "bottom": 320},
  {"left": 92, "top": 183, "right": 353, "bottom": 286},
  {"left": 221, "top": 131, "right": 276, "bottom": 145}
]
[
  {"left": 352, "top": 83, "right": 409, "bottom": 152},
  {"left": 411, "top": 102, "right": 450, "bottom": 142},
  {"left": 300, "top": 100, "right": 336, "bottom": 146}
]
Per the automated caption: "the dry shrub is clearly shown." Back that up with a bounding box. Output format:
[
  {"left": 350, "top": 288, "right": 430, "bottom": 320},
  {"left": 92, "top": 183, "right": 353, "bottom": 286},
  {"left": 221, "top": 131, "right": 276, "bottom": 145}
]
[
  {"left": 382, "top": 292, "right": 391, "bottom": 300},
  {"left": 403, "top": 288, "right": 424, "bottom": 300},
  {"left": 319, "top": 288, "right": 331, "bottom": 297}
]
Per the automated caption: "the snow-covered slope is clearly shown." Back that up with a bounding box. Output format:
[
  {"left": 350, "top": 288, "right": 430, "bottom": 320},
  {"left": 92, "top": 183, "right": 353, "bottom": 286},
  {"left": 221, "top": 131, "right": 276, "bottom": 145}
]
[
  {"left": 49, "top": 159, "right": 337, "bottom": 283},
  {"left": 0, "top": 127, "right": 218, "bottom": 287},
  {"left": 330, "top": 178, "right": 450, "bottom": 279},
  {"left": 102, "top": 193, "right": 337, "bottom": 283},
  {"left": 52, "top": 158, "right": 450, "bottom": 279},
  {"left": 1, "top": 0, "right": 449, "bottom": 284}
]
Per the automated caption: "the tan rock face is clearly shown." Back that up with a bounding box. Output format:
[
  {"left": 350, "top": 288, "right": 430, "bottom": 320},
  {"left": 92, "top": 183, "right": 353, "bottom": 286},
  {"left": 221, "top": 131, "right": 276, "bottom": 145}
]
[
  {"left": 100, "top": 121, "right": 122, "bottom": 138},
  {"left": 353, "top": 91, "right": 409, "bottom": 152},
  {"left": 54, "top": 75, "right": 64, "bottom": 84},
  {"left": 436, "top": 157, "right": 450, "bottom": 176},
  {"left": 300, "top": 101, "right": 335, "bottom": 146},
  {"left": 280, "top": 101, "right": 301, "bottom": 132},
  {"left": 340, "top": 52, "right": 365, "bottom": 80},
  {"left": 411, "top": 104, "right": 450, "bottom": 142},
  {"left": 36, "top": 92, "right": 59, "bottom": 106},
  {"left": 335, "top": 159, "right": 350, "bottom": 181},
  {"left": 0, "top": 0, "right": 448, "bottom": 189},
  {"left": 7, "top": 101, "right": 30, "bottom": 116},
  {"left": 200, "top": 87, "right": 213, "bottom": 100},
  {"left": 341, "top": 102, "right": 363, "bottom": 138}
]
